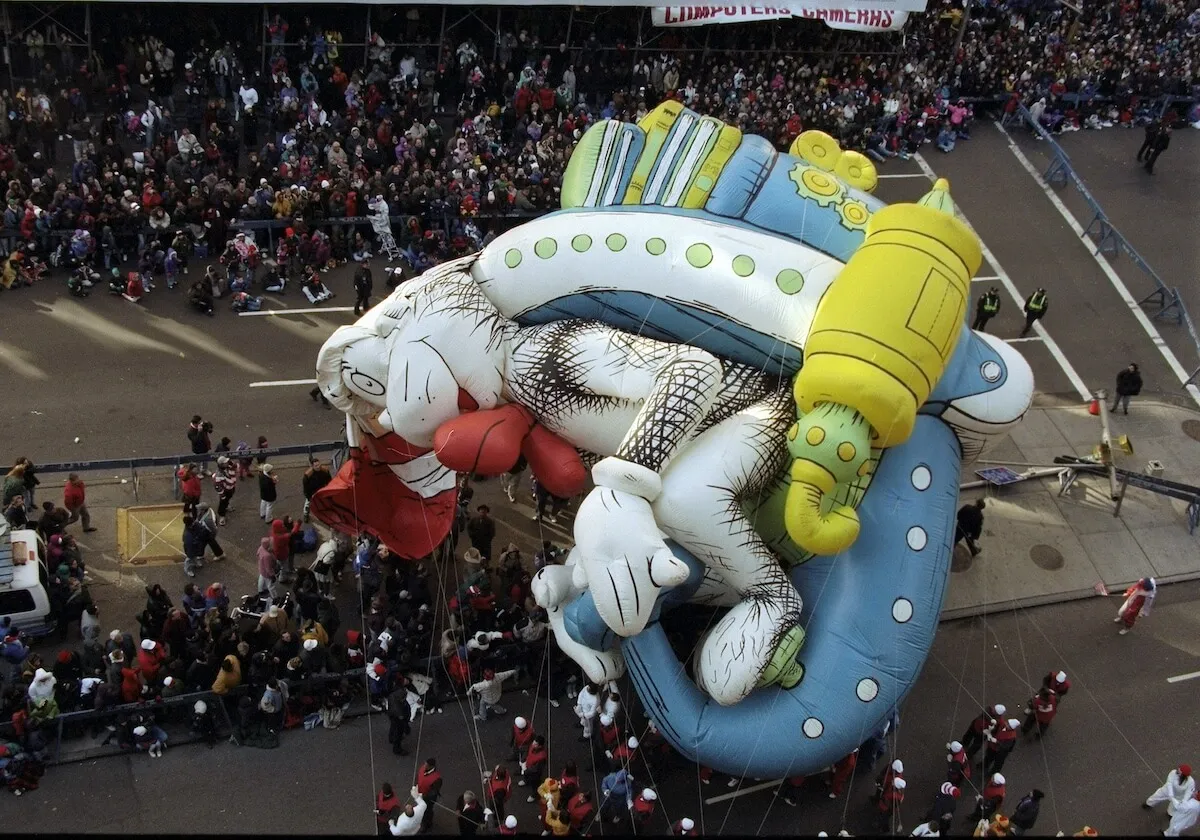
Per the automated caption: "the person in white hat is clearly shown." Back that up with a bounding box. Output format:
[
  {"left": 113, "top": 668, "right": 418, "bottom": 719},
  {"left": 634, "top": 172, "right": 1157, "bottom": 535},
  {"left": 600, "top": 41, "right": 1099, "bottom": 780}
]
[
  {"left": 873, "top": 758, "right": 905, "bottom": 803},
  {"left": 673, "top": 816, "right": 697, "bottom": 835},
  {"left": 961, "top": 704, "right": 1006, "bottom": 760},
  {"left": 631, "top": 787, "right": 657, "bottom": 829},
  {"left": 258, "top": 463, "right": 277, "bottom": 521}
]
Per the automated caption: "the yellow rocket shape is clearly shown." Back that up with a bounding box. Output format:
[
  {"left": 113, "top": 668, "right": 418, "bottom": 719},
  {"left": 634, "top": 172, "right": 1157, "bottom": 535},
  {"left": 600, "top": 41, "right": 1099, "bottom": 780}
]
[{"left": 783, "top": 179, "right": 982, "bottom": 556}]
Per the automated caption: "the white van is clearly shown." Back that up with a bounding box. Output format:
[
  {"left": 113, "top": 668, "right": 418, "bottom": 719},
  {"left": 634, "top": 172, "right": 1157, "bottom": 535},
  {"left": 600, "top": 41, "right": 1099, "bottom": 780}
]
[{"left": 0, "top": 524, "right": 53, "bottom": 638}]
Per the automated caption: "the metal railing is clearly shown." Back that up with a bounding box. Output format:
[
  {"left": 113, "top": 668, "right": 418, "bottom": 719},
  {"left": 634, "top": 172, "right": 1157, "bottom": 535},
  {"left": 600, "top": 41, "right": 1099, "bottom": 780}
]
[
  {"left": 1, "top": 666, "right": 372, "bottom": 765},
  {"left": 32, "top": 441, "right": 346, "bottom": 503},
  {"left": 1007, "top": 102, "right": 1200, "bottom": 390}
]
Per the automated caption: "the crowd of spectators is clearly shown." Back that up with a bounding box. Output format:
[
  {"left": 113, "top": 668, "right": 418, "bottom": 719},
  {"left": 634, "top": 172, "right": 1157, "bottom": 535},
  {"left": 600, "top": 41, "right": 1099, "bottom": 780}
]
[
  {"left": 0, "top": 1, "right": 1195, "bottom": 302},
  {"left": 0, "top": 454, "right": 579, "bottom": 799}
]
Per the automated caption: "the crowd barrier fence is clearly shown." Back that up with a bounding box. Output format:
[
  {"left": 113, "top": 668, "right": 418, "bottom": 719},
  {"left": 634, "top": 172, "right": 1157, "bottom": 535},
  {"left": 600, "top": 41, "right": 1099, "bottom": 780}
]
[{"left": 1008, "top": 102, "right": 1200, "bottom": 389}]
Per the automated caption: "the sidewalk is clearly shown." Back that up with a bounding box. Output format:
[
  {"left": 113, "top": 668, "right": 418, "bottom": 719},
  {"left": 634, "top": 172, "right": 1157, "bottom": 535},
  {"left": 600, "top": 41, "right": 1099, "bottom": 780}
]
[{"left": 945, "top": 397, "right": 1200, "bottom": 619}]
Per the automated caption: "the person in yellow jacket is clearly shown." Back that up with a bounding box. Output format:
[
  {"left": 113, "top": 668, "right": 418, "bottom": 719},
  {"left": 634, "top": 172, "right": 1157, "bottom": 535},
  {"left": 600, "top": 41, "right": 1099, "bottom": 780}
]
[
  {"left": 211, "top": 653, "right": 242, "bottom": 695},
  {"left": 1, "top": 253, "right": 21, "bottom": 289},
  {"left": 544, "top": 805, "right": 572, "bottom": 837},
  {"left": 300, "top": 618, "right": 329, "bottom": 647}
]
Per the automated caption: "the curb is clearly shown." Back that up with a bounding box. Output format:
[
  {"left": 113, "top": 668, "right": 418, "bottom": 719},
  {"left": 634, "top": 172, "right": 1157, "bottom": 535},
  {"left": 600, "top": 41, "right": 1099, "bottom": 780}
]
[{"left": 939, "top": 569, "right": 1200, "bottom": 622}]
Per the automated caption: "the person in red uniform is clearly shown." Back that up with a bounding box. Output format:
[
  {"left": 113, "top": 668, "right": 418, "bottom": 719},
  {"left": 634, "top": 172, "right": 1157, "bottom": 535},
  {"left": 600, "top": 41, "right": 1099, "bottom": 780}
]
[
  {"left": 946, "top": 740, "right": 971, "bottom": 786},
  {"left": 778, "top": 774, "right": 806, "bottom": 806},
  {"left": 137, "top": 638, "right": 166, "bottom": 682},
  {"left": 606, "top": 735, "right": 639, "bottom": 771},
  {"left": 558, "top": 761, "right": 580, "bottom": 803},
  {"left": 983, "top": 717, "right": 1019, "bottom": 775},
  {"left": 510, "top": 715, "right": 534, "bottom": 763},
  {"left": 1043, "top": 670, "right": 1070, "bottom": 702},
  {"left": 961, "top": 704, "right": 1005, "bottom": 759},
  {"left": 630, "top": 788, "right": 657, "bottom": 831},
  {"left": 375, "top": 783, "right": 399, "bottom": 836},
  {"left": 968, "top": 772, "right": 1006, "bottom": 822},
  {"left": 876, "top": 776, "right": 906, "bottom": 832},
  {"left": 487, "top": 765, "right": 513, "bottom": 823},
  {"left": 828, "top": 749, "right": 858, "bottom": 799},
  {"left": 566, "top": 790, "right": 596, "bottom": 832},
  {"left": 522, "top": 735, "right": 549, "bottom": 790},
  {"left": 596, "top": 713, "right": 620, "bottom": 760},
  {"left": 673, "top": 816, "right": 698, "bottom": 835},
  {"left": 415, "top": 757, "right": 443, "bottom": 833},
  {"left": 1022, "top": 687, "right": 1058, "bottom": 738},
  {"left": 872, "top": 759, "right": 904, "bottom": 804}
]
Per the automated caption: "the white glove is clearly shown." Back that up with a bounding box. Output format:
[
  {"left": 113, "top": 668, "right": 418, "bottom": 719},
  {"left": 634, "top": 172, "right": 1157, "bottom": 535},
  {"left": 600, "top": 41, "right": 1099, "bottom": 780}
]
[
  {"left": 572, "top": 487, "right": 689, "bottom": 637},
  {"left": 411, "top": 786, "right": 419, "bottom": 798}
]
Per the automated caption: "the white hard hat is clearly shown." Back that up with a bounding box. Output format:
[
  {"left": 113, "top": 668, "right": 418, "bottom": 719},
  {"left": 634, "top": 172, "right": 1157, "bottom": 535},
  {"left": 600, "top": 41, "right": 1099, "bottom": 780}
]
[
  {"left": 599, "top": 714, "right": 613, "bottom": 726},
  {"left": 504, "top": 815, "right": 517, "bottom": 829},
  {"left": 947, "top": 740, "right": 963, "bottom": 753},
  {"left": 642, "top": 788, "right": 656, "bottom": 801},
  {"left": 993, "top": 704, "right": 1006, "bottom": 716},
  {"left": 194, "top": 700, "right": 208, "bottom": 714},
  {"left": 681, "top": 818, "right": 695, "bottom": 830},
  {"left": 627, "top": 737, "right": 639, "bottom": 749},
  {"left": 134, "top": 725, "right": 148, "bottom": 736},
  {"left": 514, "top": 717, "right": 528, "bottom": 729},
  {"left": 992, "top": 773, "right": 1005, "bottom": 785},
  {"left": 891, "top": 759, "right": 904, "bottom": 773},
  {"left": 893, "top": 778, "right": 906, "bottom": 790},
  {"left": 1007, "top": 718, "right": 1021, "bottom": 729},
  {"left": 1056, "top": 670, "right": 1067, "bottom": 682}
]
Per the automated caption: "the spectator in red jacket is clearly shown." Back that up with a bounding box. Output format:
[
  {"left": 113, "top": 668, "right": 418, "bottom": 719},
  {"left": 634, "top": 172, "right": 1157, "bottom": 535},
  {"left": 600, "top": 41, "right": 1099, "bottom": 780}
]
[{"left": 63, "top": 473, "right": 95, "bottom": 532}]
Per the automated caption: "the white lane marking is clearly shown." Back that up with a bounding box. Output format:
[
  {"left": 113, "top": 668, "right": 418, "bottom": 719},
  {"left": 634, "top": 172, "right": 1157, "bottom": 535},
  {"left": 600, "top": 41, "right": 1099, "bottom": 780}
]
[
  {"left": 239, "top": 306, "right": 357, "bottom": 316},
  {"left": 877, "top": 173, "right": 930, "bottom": 179},
  {"left": 973, "top": 275, "right": 1002, "bottom": 282},
  {"left": 1005, "top": 337, "right": 1044, "bottom": 343},
  {"left": 1167, "top": 670, "right": 1200, "bottom": 684},
  {"left": 703, "top": 778, "right": 785, "bottom": 804},
  {"left": 914, "top": 153, "right": 1091, "bottom": 401},
  {"left": 993, "top": 119, "right": 1200, "bottom": 409},
  {"left": 249, "top": 379, "right": 318, "bottom": 387}
]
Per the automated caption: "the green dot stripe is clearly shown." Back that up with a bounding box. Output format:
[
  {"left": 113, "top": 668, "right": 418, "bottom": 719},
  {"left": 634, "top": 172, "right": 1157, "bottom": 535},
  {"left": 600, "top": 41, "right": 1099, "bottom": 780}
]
[
  {"left": 646, "top": 238, "right": 666, "bottom": 256},
  {"left": 534, "top": 238, "right": 558, "bottom": 259},
  {"left": 572, "top": 234, "right": 592, "bottom": 253},
  {"left": 732, "top": 255, "right": 755, "bottom": 277},
  {"left": 776, "top": 268, "right": 804, "bottom": 295},
  {"left": 504, "top": 249, "right": 522, "bottom": 269},
  {"left": 686, "top": 243, "right": 713, "bottom": 269},
  {"left": 606, "top": 233, "right": 627, "bottom": 252}
]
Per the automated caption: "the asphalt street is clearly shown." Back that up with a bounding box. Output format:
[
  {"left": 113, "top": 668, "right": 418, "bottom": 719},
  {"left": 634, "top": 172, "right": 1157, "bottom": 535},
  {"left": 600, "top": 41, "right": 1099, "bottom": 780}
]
[{"left": 5, "top": 126, "right": 1200, "bottom": 834}]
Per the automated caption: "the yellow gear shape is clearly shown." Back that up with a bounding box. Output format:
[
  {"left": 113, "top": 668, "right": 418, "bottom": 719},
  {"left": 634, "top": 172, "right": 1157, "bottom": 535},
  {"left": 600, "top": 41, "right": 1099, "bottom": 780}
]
[
  {"left": 836, "top": 198, "right": 870, "bottom": 232},
  {"left": 789, "top": 164, "right": 845, "bottom": 209}
]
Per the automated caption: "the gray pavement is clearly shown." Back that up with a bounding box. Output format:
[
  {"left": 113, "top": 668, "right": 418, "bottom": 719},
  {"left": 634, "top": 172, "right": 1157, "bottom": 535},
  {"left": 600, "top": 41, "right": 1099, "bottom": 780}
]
[{"left": 7, "top": 126, "right": 1200, "bottom": 834}]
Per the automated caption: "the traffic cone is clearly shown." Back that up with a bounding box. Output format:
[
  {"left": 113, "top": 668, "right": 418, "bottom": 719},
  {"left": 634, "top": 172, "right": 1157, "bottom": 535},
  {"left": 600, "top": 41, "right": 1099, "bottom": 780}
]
[{"left": 1087, "top": 399, "right": 1100, "bottom": 416}]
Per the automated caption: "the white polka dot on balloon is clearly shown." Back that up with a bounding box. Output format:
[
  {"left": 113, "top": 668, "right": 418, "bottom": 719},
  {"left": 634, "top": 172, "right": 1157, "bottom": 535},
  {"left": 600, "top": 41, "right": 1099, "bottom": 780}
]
[
  {"left": 856, "top": 678, "right": 879, "bottom": 702},
  {"left": 906, "top": 526, "right": 927, "bottom": 551},
  {"left": 802, "top": 717, "right": 824, "bottom": 739},
  {"left": 910, "top": 465, "right": 932, "bottom": 491},
  {"left": 981, "top": 360, "right": 1002, "bottom": 383},
  {"left": 892, "top": 598, "right": 913, "bottom": 623}
]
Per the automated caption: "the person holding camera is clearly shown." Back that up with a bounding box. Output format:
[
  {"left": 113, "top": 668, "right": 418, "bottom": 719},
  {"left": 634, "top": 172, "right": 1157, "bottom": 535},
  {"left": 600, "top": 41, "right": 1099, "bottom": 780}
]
[{"left": 188, "top": 416, "right": 213, "bottom": 455}]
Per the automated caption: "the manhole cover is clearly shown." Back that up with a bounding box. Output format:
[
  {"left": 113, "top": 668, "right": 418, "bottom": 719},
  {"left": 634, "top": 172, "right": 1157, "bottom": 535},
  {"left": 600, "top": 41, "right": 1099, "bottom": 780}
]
[
  {"left": 1183, "top": 419, "right": 1200, "bottom": 442},
  {"left": 950, "top": 545, "right": 975, "bottom": 573},
  {"left": 1030, "top": 544, "right": 1064, "bottom": 570}
]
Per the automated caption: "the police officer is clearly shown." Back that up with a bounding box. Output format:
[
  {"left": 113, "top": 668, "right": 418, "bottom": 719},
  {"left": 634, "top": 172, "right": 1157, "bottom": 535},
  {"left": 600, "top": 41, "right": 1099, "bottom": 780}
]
[
  {"left": 1021, "top": 288, "right": 1048, "bottom": 337},
  {"left": 973, "top": 286, "right": 1002, "bottom": 332},
  {"left": 354, "top": 257, "right": 374, "bottom": 316}
]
